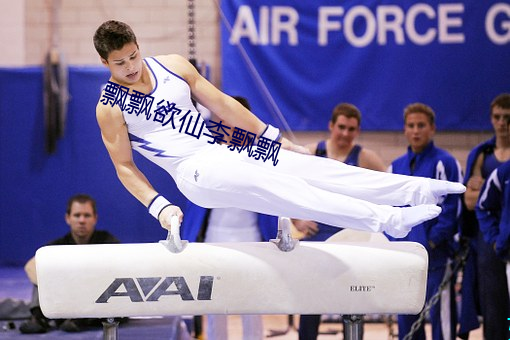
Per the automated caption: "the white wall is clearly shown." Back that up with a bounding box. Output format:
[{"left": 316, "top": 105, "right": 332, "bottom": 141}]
[
  {"left": 0, "top": 0, "right": 25, "bottom": 66},
  {"left": 0, "top": 0, "right": 220, "bottom": 84}
]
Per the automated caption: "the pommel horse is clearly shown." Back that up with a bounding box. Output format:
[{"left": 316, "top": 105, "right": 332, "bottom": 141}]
[{"left": 36, "top": 217, "right": 428, "bottom": 340}]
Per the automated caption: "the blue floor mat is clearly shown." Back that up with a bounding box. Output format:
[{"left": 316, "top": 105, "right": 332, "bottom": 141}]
[{"left": 1, "top": 317, "right": 193, "bottom": 339}]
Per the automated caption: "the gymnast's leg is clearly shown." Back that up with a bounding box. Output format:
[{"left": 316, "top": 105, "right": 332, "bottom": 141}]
[
  {"left": 176, "top": 150, "right": 441, "bottom": 238},
  {"left": 254, "top": 147, "right": 465, "bottom": 207}
]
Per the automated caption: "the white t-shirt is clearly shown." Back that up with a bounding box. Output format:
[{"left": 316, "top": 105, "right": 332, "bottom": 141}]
[{"left": 205, "top": 207, "right": 261, "bottom": 242}]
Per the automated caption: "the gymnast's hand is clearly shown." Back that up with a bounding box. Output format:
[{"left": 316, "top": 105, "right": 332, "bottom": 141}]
[
  {"left": 281, "top": 137, "right": 311, "bottom": 155},
  {"left": 292, "top": 219, "right": 319, "bottom": 237},
  {"left": 158, "top": 205, "right": 184, "bottom": 231}
]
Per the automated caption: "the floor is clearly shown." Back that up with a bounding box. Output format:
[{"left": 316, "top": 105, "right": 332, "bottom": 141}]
[
  {"left": 0, "top": 266, "right": 484, "bottom": 339},
  {"left": 0, "top": 314, "right": 484, "bottom": 339}
]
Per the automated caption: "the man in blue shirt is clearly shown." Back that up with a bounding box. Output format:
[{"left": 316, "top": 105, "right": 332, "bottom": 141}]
[
  {"left": 388, "top": 103, "right": 462, "bottom": 340},
  {"left": 477, "top": 160, "right": 510, "bottom": 260},
  {"left": 460, "top": 93, "right": 510, "bottom": 340},
  {"left": 475, "top": 113, "right": 510, "bottom": 340}
]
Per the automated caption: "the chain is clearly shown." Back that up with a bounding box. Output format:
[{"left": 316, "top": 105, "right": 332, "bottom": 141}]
[
  {"left": 187, "top": 0, "right": 196, "bottom": 61},
  {"left": 402, "top": 242, "right": 470, "bottom": 340}
]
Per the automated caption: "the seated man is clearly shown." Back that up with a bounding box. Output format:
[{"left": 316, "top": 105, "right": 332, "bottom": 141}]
[{"left": 19, "top": 194, "right": 120, "bottom": 334}]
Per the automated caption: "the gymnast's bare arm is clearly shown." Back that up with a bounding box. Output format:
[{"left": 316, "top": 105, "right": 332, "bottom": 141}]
[
  {"left": 96, "top": 100, "right": 183, "bottom": 229},
  {"left": 158, "top": 54, "right": 307, "bottom": 153}
]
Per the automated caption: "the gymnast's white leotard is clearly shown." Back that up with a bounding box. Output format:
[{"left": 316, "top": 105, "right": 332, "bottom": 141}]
[{"left": 121, "top": 57, "right": 215, "bottom": 179}]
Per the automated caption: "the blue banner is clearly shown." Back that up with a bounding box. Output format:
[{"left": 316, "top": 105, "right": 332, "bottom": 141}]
[
  {"left": 0, "top": 67, "right": 188, "bottom": 265},
  {"left": 221, "top": 0, "right": 510, "bottom": 131}
]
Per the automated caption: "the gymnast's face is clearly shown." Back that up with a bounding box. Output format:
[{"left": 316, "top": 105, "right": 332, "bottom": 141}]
[
  {"left": 404, "top": 112, "right": 435, "bottom": 154},
  {"left": 65, "top": 201, "right": 98, "bottom": 244},
  {"left": 329, "top": 115, "right": 360, "bottom": 148},
  {"left": 101, "top": 42, "right": 143, "bottom": 85}
]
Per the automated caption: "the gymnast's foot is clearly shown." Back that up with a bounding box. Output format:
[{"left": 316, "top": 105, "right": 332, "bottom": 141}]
[
  {"left": 430, "top": 179, "right": 465, "bottom": 200},
  {"left": 385, "top": 204, "right": 442, "bottom": 238},
  {"left": 412, "top": 179, "right": 465, "bottom": 205}
]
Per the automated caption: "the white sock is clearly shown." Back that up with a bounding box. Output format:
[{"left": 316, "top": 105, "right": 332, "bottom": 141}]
[
  {"left": 411, "top": 180, "right": 465, "bottom": 205},
  {"left": 429, "top": 180, "right": 466, "bottom": 199},
  {"left": 386, "top": 204, "right": 442, "bottom": 238}
]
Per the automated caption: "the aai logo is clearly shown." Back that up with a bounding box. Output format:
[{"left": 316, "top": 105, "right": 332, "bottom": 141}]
[{"left": 96, "top": 276, "right": 214, "bottom": 303}]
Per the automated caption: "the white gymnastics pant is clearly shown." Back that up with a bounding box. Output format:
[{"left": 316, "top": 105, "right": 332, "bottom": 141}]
[{"left": 169, "top": 145, "right": 437, "bottom": 234}]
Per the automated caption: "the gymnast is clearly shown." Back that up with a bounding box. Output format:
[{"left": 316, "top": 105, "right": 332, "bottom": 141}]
[{"left": 93, "top": 20, "right": 465, "bottom": 239}]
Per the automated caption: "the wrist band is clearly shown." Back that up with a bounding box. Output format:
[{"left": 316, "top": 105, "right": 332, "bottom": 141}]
[
  {"left": 148, "top": 194, "right": 172, "bottom": 220},
  {"left": 260, "top": 124, "right": 282, "bottom": 142}
]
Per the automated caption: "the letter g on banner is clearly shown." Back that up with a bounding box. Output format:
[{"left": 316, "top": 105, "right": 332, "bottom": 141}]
[{"left": 486, "top": 3, "right": 510, "bottom": 44}]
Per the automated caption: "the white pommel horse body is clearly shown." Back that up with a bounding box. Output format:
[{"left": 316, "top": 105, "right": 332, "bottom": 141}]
[{"left": 36, "top": 218, "right": 428, "bottom": 340}]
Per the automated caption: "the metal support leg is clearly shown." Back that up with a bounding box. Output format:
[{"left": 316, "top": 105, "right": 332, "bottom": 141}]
[
  {"left": 102, "top": 318, "right": 119, "bottom": 340},
  {"left": 343, "top": 314, "right": 363, "bottom": 340}
]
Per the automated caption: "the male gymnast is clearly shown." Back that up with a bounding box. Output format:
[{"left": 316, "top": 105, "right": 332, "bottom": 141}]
[{"left": 93, "top": 20, "right": 465, "bottom": 239}]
